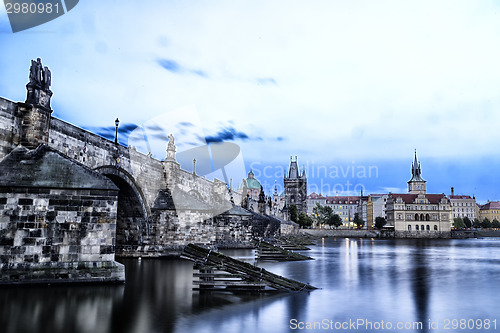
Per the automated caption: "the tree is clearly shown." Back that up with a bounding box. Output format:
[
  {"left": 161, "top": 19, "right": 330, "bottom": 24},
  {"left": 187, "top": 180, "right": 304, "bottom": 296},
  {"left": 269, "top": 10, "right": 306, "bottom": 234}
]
[
  {"left": 290, "top": 204, "right": 298, "bottom": 223},
  {"left": 473, "top": 218, "right": 482, "bottom": 229},
  {"left": 312, "top": 203, "right": 343, "bottom": 228},
  {"left": 453, "top": 217, "right": 465, "bottom": 229},
  {"left": 481, "top": 218, "right": 492, "bottom": 229},
  {"left": 329, "top": 214, "right": 343, "bottom": 228},
  {"left": 463, "top": 216, "right": 472, "bottom": 228},
  {"left": 353, "top": 213, "right": 364, "bottom": 229},
  {"left": 375, "top": 216, "right": 387, "bottom": 230},
  {"left": 298, "top": 212, "right": 313, "bottom": 228},
  {"left": 312, "top": 203, "right": 325, "bottom": 227},
  {"left": 492, "top": 219, "right": 500, "bottom": 229}
]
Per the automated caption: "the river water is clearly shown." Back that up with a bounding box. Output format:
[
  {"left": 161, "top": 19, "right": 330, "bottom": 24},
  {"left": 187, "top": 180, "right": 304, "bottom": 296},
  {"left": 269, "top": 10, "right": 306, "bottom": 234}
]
[{"left": 1, "top": 237, "right": 500, "bottom": 333}]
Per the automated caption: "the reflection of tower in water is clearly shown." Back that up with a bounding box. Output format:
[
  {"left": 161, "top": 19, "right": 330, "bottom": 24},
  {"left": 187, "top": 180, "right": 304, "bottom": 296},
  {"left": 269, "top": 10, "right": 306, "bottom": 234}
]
[{"left": 412, "top": 240, "right": 430, "bottom": 333}]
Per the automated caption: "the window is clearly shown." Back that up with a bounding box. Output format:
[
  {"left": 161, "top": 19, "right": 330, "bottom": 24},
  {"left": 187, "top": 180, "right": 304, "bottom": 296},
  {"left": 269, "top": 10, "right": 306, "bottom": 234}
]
[
  {"left": 434, "top": 225, "right": 438, "bottom": 231},
  {"left": 426, "top": 225, "right": 430, "bottom": 231},
  {"left": 408, "top": 225, "right": 412, "bottom": 231},
  {"left": 421, "top": 224, "right": 425, "bottom": 231},
  {"left": 416, "top": 225, "right": 419, "bottom": 230},
  {"left": 415, "top": 213, "right": 419, "bottom": 221}
]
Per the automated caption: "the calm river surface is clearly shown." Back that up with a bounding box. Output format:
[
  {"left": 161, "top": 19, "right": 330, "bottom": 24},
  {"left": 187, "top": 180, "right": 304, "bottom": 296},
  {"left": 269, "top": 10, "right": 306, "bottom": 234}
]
[{"left": 1, "top": 238, "right": 500, "bottom": 333}]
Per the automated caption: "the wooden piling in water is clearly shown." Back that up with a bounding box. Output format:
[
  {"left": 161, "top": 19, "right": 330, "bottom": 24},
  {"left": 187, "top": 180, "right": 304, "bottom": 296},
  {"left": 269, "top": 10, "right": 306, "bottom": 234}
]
[
  {"left": 181, "top": 244, "right": 317, "bottom": 292},
  {"left": 255, "top": 240, "right": 313, "bottom": 261}
]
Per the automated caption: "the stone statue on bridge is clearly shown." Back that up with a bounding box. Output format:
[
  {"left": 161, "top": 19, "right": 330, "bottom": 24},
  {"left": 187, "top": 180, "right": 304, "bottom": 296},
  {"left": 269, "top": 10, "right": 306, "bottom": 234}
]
[
  {"left": 29, "top": 58, "right": 51, "bottom": 90},
  {"left": 166, "top": 133, "right": 176, "bottom": 161},
  {"left": 26, "top": 58, "right": 53, "bottom": 109},
  {"left": 42, "top": 66, "right": 51, "bottom": 90},
  {"left": 29, "top": 58, "right": 41, "bottom": 85}
]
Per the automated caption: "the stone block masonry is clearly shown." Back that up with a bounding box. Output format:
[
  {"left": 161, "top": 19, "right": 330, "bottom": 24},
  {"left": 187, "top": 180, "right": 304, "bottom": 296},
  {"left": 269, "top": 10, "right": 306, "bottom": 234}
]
[
  {"left": 0, "top": 145, "right": 124, "bottom": 284},
  {"left": 0, "top": 187, "right": 117, "bottom": 265}
]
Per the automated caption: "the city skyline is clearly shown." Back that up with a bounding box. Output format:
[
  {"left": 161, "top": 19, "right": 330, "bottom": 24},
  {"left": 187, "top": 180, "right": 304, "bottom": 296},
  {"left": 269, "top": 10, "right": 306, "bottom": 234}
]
[{"left": 2, "top": 1, "right": 500, "bottom": 202}]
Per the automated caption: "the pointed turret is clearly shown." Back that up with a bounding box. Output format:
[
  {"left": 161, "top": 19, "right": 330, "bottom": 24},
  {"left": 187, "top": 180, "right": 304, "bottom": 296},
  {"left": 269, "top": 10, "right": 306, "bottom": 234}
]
[
  {"left": 288, "top": 156, "right": 299, "bottom": 179},
  {"left": 408, "top": 150, "right": 426, "bottom": 194}
]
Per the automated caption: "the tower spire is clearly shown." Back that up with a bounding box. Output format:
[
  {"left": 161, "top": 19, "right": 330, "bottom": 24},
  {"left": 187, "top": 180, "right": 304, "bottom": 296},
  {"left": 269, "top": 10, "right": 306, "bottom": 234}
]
[{"left": 408, "top": 150, "right": 426, "bottom": 194}]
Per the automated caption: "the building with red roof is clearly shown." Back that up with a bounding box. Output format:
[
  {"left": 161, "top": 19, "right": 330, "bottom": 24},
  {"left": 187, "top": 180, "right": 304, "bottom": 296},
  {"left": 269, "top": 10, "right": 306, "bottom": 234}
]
[
  {"left": 479, "top": 201, "right": 500, "bottom": 222},
  {"left": 386, "top": 151, "right": 452, "bottom": 234},
  {"left": 449, "top": 187, "right": 477, "bottom": 220}
]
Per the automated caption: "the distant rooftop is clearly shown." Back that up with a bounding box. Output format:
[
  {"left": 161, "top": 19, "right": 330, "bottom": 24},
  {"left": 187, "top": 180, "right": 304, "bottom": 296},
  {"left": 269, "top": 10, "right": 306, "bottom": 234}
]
[{"left": 480, "top": 201, "right": 500, "bottom": 210}]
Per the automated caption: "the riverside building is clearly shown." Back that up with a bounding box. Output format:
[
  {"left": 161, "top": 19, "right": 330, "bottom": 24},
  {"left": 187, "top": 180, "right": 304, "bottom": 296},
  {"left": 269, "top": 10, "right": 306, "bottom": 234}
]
[{"left": 386, "top": 151, "right": 452, "bottom": 235}]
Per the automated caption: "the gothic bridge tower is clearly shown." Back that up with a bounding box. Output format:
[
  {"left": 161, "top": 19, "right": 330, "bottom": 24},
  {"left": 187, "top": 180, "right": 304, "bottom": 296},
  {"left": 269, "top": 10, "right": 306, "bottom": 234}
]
[{"left": 283, "top": 156, "right": 307, "bottom": 219}]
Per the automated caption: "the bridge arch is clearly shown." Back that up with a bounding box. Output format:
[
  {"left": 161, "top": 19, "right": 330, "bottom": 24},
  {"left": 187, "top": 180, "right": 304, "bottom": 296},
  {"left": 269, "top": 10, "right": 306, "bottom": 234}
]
[{"left": 95, "top": 166, "right": 150, "bottom": 253}]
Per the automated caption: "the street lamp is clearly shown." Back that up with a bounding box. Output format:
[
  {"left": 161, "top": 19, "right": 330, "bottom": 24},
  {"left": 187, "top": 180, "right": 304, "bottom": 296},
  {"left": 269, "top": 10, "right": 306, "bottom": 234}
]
[{"left": 114, "top": 118, "right": 120, "bottom": 144}]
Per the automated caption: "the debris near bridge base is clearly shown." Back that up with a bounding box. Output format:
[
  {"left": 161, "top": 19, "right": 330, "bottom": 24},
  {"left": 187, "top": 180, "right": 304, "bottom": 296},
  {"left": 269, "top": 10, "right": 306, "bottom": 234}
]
[
  {"left": 181, "top": 244, "right": 317, "bottom": 292},
  {"left": 277, "top": 234, "right": 319, "bottom": 248},
  {"left": 255, "top": 240, "right": 313, "bottom": 261}
]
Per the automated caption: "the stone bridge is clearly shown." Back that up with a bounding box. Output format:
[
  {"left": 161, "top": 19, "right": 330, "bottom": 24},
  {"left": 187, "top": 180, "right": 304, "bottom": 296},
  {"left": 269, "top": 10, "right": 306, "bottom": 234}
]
[{"left": 0, "top": 60, "right": 288, "bottom": 284}]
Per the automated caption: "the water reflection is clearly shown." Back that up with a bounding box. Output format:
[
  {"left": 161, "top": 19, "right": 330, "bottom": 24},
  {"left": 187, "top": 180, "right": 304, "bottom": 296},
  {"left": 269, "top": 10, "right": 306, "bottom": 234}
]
[
  {"left": 412, "top": 240, "right": 430, "bottom": 333},
  {"left": 1, "top": 238, "right": 500, "bottom": 333},
  {"left": 0, "top": 284, "right": 124, "bottom": 333}
]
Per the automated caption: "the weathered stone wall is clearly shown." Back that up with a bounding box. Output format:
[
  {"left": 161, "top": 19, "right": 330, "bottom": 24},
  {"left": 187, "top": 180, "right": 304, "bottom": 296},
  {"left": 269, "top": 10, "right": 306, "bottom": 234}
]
[
  {"left": 0, "top": 144, "right": 125, "bottom": 284},
  {"left": 168, "top": 165, "right": 230, "bottom": 209},
  {"left": 304, "top": 229, "right": 452, "bottom": 239},
  {"left": 451, "top": 230, "right": 477, "bottom": 238},
  {"left": 0, "top": 187, "right": 124, "bottom": 284},
  {"left": 49, "top": 118, "right": 165, "bottom": 211},
  {"left": 214, "top": 213, "right": 253, "bottom": 248},
  {"left": 119, "top": 209, "right": 217, "bottom": 257},
  {"left": 18, "top": 103, "right": 52, "bottom": 149},
  {"left": 251, "top": 211, "right": 281, "bottom": 240},
  {"left": 394, "top": 231, "right": 451, "bottom": 239},
  {"left": 0, "top": 97, "right": 21, "bottom": 160},
  {"left": 280, "top": 220, "right": 299, "bottom": 235},
  {"left": 304, "top": 229, "right": 382, "bottom": 238}
]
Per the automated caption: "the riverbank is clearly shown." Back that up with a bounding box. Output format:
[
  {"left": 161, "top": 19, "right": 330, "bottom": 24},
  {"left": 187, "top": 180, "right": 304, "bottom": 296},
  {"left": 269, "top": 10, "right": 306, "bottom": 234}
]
[{"left": 300, "top": 229, "right": 500, "bottom": 239}]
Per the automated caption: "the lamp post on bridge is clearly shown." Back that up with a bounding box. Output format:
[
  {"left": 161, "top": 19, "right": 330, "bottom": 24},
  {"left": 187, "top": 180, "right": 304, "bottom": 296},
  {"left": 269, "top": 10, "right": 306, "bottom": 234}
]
[{"left": 114, "top": 118, "right": 120, "bottom": 144}]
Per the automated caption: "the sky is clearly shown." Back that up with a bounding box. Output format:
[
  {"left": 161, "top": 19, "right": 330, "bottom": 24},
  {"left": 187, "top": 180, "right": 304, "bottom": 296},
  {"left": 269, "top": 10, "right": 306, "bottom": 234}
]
[{"left": 1, "top": 0, "right": 500, "bottom": 202}]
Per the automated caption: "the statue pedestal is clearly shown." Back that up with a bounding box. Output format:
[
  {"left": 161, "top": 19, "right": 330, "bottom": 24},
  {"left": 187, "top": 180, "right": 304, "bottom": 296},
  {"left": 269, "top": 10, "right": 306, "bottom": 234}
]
[{"left": 26, "top": 83, "right": 53, "bottom": 110}]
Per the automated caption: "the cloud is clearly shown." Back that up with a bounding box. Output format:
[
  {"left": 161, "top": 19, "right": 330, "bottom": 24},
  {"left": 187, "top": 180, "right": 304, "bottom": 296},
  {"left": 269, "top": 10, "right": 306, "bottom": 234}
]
[
  {"left": 203, "top": 126, "right": 250, "bottom": 143},
  {"left": 145, "top": 124, "right": 166, "bottom": 132},
  {"left": 151, "top": 132, "right": 170, "bottom": 141},
  {"left": 380, "top": 187, "right": 406, "bottom": 194},
  {"left": 119, "top": 123, "right": 140, "bottom": 135},
  {"left": 158, "top": 59, "right": 181, "bottom": 73},
  {"left": 256, "top": 77, "right": 277, "bottom": 85},
  {"left": 90, "top": 123, "right": 139, "bottom": 142},
  {"left": 157, "top": 58, "right": 207, "bottom": 78},
  {"left": 190, "top": 69, "right": 207, "bottom": 78}
]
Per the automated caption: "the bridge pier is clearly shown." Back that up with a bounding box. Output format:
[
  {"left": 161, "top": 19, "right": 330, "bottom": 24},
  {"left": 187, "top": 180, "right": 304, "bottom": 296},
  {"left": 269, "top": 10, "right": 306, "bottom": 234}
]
[{"left": 0, "top": 145, "right": 125, "bottom": 285}]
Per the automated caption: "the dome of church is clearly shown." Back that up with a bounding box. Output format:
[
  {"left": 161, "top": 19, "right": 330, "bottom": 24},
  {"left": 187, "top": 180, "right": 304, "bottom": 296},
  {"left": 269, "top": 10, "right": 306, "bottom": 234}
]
[{"left": 240, "top": 170, "right": 262, "bottom": 190}]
